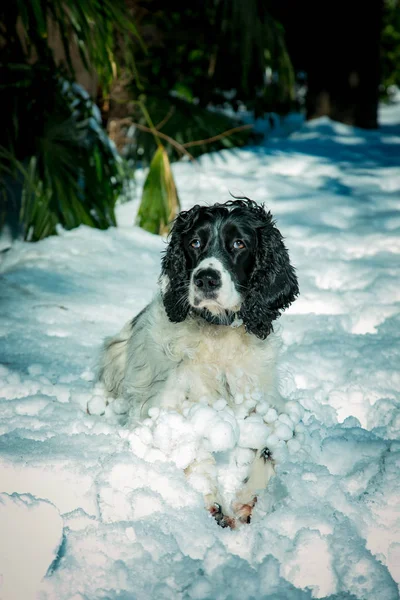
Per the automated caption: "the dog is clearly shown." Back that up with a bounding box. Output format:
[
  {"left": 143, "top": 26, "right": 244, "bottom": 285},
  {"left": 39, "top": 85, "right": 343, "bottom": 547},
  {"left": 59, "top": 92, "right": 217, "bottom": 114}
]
[{"left": 99, "top": 198, "right": 299, "bottom": 526}]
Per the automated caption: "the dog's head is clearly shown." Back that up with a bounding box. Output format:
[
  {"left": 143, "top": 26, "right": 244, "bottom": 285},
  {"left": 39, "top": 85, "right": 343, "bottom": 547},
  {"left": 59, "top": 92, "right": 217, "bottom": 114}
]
[{"left": 160, "top": 198, "right": 299, "bottom": 339}]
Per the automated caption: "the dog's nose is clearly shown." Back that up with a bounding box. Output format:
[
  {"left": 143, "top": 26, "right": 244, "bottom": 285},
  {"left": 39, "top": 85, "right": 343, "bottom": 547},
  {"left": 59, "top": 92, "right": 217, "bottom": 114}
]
[{"left": 194, "top": 269, "right": 221, "bottom": 292}]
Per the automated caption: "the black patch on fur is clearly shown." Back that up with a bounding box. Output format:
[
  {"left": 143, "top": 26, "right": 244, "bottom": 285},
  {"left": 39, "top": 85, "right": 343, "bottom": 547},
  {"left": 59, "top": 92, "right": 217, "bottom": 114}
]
[
  {"left": 161, "top": 208, "right": 200, "bottom": 322},
  {"left": 236, "top": 199, "right": 299, "bottom": 339},
  {"left": 261, "top": 447, "right": 273, "bottom": 462},
  {"left": 189, "top": 307, "right": 239, "bottom": 326}
]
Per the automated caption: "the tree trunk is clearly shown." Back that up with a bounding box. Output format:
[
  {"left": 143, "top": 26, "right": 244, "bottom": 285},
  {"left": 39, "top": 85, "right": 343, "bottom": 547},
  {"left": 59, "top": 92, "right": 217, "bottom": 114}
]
[{"left": 305, "top": 1, "right": 383, "bottom": 129}]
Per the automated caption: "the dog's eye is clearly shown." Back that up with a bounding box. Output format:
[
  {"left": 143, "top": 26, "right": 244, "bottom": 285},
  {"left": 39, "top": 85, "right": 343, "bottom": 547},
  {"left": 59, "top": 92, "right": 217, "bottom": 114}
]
[
  {"left": 190, "top": 239, "right": 201, "bottom": 249},
  {"left": 233, "top": 240, "right": 245, "bottom": 250}
]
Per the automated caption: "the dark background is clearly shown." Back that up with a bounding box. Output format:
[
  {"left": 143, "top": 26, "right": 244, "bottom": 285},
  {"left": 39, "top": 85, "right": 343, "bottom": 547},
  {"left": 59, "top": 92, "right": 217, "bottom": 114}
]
[{"left": 1, "top": 0, "right": 398, "bottom": 241}]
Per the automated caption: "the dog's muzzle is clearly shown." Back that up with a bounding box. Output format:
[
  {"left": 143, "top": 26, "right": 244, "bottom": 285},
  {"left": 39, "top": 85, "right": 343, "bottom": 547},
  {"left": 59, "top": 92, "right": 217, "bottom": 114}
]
[{"left": 193, "top": 268, "right": 221, "bottom": 298}]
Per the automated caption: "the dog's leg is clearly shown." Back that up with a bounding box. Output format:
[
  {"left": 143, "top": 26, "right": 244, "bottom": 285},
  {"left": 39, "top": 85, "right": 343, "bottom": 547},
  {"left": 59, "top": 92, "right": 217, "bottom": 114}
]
[
  {"left": 209, "top": 502, "right": 236, "bottom": 529},
  {"left": 232, "top": 447, "right": 275, "bottom": 524},
  {"left": 185, "top": 454, "right": 218, "bottom": 507},
  {"left": 184, "top": 454, "right": 236, "bottom": 527}
]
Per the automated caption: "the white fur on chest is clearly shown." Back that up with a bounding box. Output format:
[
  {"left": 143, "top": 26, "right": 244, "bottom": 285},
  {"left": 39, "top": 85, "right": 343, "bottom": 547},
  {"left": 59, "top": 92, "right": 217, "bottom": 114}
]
[{"left": 150, "top": 299, "right": 281, "bottom": 412}]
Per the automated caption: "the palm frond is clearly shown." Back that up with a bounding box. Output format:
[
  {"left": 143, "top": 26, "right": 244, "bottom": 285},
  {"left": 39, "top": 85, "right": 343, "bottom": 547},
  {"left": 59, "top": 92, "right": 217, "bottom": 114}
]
[
  {"left": 0, "top": 0, "right": 141, "bottom": 91},
  {"left": 0, "top": 75, "right": 125, "bottom": 241},
  {"left": 136, "top": 145, "right": 180, "bottom": 235}
]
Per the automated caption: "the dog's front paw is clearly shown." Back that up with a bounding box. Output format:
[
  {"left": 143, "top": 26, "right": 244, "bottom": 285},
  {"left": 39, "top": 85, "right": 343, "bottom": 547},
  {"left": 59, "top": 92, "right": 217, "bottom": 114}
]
[
  {"left": 209, "top": 503, "right": 236, "bottom": 529},
  {"left": 232, "top": 497, "right": 257, "bottom": 524}
]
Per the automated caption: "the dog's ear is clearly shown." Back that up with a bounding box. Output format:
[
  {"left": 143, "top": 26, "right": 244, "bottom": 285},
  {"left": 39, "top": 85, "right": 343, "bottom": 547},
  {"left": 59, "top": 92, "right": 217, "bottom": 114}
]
[
  {"left": 160, "top": 207, "right": 199, "bottom": 323},
  {"left": 240, "top": 212, "right": 299, "bottom": 340}
]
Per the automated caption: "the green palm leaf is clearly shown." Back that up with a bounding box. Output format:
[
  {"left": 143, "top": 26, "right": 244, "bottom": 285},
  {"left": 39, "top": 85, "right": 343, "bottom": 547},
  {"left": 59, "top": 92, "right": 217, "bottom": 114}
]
[
  {"left": 136, "top": 145, "right": 180, "bottom": 235},
  {"left": 0, "top": 0, "right": 141, "bottom": 92}
]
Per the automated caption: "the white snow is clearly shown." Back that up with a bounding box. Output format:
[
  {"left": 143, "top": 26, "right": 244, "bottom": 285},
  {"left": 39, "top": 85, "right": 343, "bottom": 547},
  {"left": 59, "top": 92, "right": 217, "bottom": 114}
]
[
  {"left": 0, "top": 101, "right": 400, "bottom": 599},
  {"left": 0, "top": 494, "right": 63, "bottom": 600}
]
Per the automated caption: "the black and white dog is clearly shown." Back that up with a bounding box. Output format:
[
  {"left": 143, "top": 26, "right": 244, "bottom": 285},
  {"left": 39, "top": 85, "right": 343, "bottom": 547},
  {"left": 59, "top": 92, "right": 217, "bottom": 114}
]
[{"left": 100, "top": 198, "right": 299, "bottom": 526}]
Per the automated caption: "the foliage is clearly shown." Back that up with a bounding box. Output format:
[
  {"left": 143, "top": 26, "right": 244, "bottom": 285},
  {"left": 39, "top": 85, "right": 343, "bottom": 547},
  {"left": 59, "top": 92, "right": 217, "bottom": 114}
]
[
  {"left": 136, "top": 145, "right": 180, "bottom": 235},
  {"left": 125, "top": 95, "right": 253, "bottom": 168},
  {"left": 105, "top": 0, "right": 294, "bottom": 171},
  {"left": 381, "top": 0, "right": 400, "bottom": 98},
  {"left": 106, "top": 0, "right": 294, "bottom": 168},
  {"left": 0, "top": 0, "right": 140, "bottom": 93},
  {"left": 0, "top": 0, "right": 135, "bottom": 241},
  {"left": 129, "top": 0, "right": 295, "bottom": 116},
  {"left": 109, "top": 0, "right": 295, "bottom": 234},
  {"left": 0, "top": 69, "right": 124, "bottom": 241}
]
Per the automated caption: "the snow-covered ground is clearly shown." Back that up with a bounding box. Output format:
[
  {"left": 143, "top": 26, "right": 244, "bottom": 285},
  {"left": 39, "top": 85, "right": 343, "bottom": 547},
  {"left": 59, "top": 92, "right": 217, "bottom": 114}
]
[{"left": 1, "top": 102, "right": 400, "bottom": 600}]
